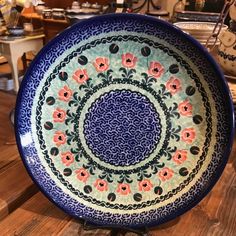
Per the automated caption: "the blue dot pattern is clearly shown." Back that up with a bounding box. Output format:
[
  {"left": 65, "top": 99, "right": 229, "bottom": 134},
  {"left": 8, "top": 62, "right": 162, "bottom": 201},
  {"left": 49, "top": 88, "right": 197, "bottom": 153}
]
[{"left": 83, "top": 90, "right": 161, "bottom": 166}]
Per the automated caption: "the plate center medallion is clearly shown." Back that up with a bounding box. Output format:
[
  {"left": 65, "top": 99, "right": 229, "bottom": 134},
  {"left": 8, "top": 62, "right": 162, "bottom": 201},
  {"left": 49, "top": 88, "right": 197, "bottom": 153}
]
[{"left": 83, "top": 89, "right": 161, "bottom": 166}]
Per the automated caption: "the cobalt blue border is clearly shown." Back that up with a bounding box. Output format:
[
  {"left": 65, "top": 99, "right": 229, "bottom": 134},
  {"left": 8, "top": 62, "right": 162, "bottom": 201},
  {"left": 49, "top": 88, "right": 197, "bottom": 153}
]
[{"left": 15, "top": 13, "right": 235, "bottom": 229}]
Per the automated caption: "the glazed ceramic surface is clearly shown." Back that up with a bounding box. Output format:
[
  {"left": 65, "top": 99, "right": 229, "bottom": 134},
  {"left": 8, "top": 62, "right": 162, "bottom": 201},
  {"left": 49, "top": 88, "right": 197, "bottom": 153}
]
[
  {"left": 174, "top": 22, "right": 228, "bottom": 34},
  {"left": 217, "top": 3, "right": 236, "bottom": 76},
  {"left": 15, "top": 14, "right": 234, "bottom": 229},
  {"left": 174, "top": 22, "right": 227, "bottom": 46}
]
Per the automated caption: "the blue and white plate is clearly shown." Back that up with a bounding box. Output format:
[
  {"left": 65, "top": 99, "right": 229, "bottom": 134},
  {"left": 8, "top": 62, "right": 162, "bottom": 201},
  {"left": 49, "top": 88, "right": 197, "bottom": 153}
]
[{"left": 15, "top": 13, "right": 234, "bottom": 229}]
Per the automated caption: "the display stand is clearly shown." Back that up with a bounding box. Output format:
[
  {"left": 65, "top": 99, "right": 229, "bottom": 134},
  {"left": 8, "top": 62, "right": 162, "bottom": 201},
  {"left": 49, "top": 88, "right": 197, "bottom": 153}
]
[{"left": 82, "top": 220, "right": 149, "bottom": 236}]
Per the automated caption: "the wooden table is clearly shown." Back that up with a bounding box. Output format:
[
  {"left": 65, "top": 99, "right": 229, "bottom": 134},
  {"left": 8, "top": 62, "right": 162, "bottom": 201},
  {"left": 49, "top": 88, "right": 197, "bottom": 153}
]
[
  {"left": 0, "top": 34, "right": 45, "bottom": 92},
  {"left": 0, "top": 89, "right": 235, "bottom": 235}
]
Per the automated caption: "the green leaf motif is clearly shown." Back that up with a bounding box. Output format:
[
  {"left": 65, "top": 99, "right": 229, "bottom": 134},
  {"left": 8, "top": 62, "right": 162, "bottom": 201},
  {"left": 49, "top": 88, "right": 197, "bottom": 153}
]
[
  {"left": 65, "top": 110, "right": 77, "bottom": 125},
  {"left": 99, "top": 171, "right": 113, "bottom": 183},
  {"left": 98, "top": 69, "right": 113, "bottom": 83},
  {"left": 68, "top": 92, "right": 81, "bottom": 107},
  {"left": 117, "top": 173, "right": 133, "bottom": 184},
  {"left": 65, "top": 130, "right": 77, "bottom": 145},
  {"left": 170, "top": 126, "right": 181, "bottom": 141},
  {"left": 70, "top": 148, "right": 83, "bottom": 162},
  {"left": 162, "top": 146, "right": 177, "bottom": 160},
  {"left": 127, "top": 69, "right": 136, "bottom": 79},
  {"left": 119, "top": 67, "right": 136, "bottom": 79},
  {"left": 79, "top": 78, "right": 93, "bottom": 92},
  {"left": 151, "top": 161, "right": 165, "bottom": 174},
  {"left": 83, "top": 161, "right": 97, "bottom": 175},
  {"left": 137, "top": 169, "right": 152, "bottom": 181},
  {"left": 141, "top": 72, "right": 157, "bottom": 87},
  {"left": 158, "top": 84, "right": 172, "bottom": 99},
  {"left": 168, "top": 103, "right": 180, "bottom": 119}
]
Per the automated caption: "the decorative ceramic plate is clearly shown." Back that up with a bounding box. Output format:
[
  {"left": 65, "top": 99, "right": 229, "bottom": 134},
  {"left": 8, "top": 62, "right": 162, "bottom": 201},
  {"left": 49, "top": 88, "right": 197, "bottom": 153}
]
[{"left": 15, "top": 14, "right": 234, "bottom": 229}]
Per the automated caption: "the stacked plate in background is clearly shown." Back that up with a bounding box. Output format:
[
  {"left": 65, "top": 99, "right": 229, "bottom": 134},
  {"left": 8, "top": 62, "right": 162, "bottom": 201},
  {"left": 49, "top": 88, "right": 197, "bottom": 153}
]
[{"left": 174, "top": 22, "right": 228, "bottom": 46}]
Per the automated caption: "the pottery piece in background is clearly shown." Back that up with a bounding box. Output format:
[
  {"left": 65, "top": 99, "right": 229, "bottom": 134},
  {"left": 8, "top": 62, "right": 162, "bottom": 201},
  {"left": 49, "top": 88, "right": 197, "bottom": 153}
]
[{"left": 218, "top": 1, "right": 236, "bottom": 76}]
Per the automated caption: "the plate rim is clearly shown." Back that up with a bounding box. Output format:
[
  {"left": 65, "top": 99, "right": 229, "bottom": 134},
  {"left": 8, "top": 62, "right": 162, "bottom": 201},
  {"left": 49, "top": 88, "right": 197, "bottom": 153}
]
[{"left": 15, "top": 13, "right": 235, "bottom": 229}]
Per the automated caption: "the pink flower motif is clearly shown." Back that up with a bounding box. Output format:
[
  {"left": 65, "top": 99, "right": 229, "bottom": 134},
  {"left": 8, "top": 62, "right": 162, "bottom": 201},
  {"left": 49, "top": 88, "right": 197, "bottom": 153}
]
[
  {"left": 61, "top": 151, "right": 74, "bottom": 166},
  {"left": 117, "top": 183, "right": 131, "bottom": 195},
  {"left": 166, "top": 76, "right": 182, "bottom": 95},
  {"left": 158, "top": 167, "right": 174, "bottom": 181},
  {"left": 93, "top": 57, "right": 109, "bottom": 72},
  {"left": 181, "top": 128, "right": 196, "bottom": 144},
  {"left": 148, "top": 61, "right": 164, "bottom": 79},
  {"left": 178, "top": 100, "right": 193, "bottom": 116},
  {"left": 75, "top": 168, "right": 90, "bottom": 183},
  {"left": 138, "top": 179, "right": 153, "bottom": 192},
  {"left": 53, "top": 131, "right": 66, "bottom": 147},
  {"left": 58, "top": 85, "right": 73, "bottom": 102},
  {"left": 94, "top": 179, "right": 108, "bottom": 192},
  {"left": 121, "top": 53, "right": 137, "bottom": 68},
  {"left": 172, "top": 150, "right": 187, "bottom": 165},
  {"left": 73, "top": 69, "right": 89, "bottom": 84},
  {"left": 53, "top": 108, "right": 66, "bottom": 122}
]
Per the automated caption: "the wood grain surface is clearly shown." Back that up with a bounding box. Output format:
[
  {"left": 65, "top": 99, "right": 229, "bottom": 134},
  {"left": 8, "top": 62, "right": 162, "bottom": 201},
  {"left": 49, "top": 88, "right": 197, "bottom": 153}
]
[{"left": 0, "top": 90, "right": 235, "bottom": 236}]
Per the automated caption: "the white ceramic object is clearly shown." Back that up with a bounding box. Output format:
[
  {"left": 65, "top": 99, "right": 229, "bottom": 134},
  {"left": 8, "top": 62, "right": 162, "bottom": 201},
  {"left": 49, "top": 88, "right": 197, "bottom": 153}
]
[
  {"left": 72, "top": 1, "right": 80, "bottom": 9},
  {"left": 174, "top": 22, "right": 228, "bottom": 34},
  {"left": 7, "top": 27, "right": 24, "bottom": 36},
  {"left": 52, "top": 8, "right": 65, "bottom": 20},
  {"left": 217, "top": 3, "right": 236, "bottom": 76},
  {"left": 174, "top": 21, "right": 226, "bottom": 47},
  {"left": 23, "top": 23, "right": 33, "bottom": 32}
]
